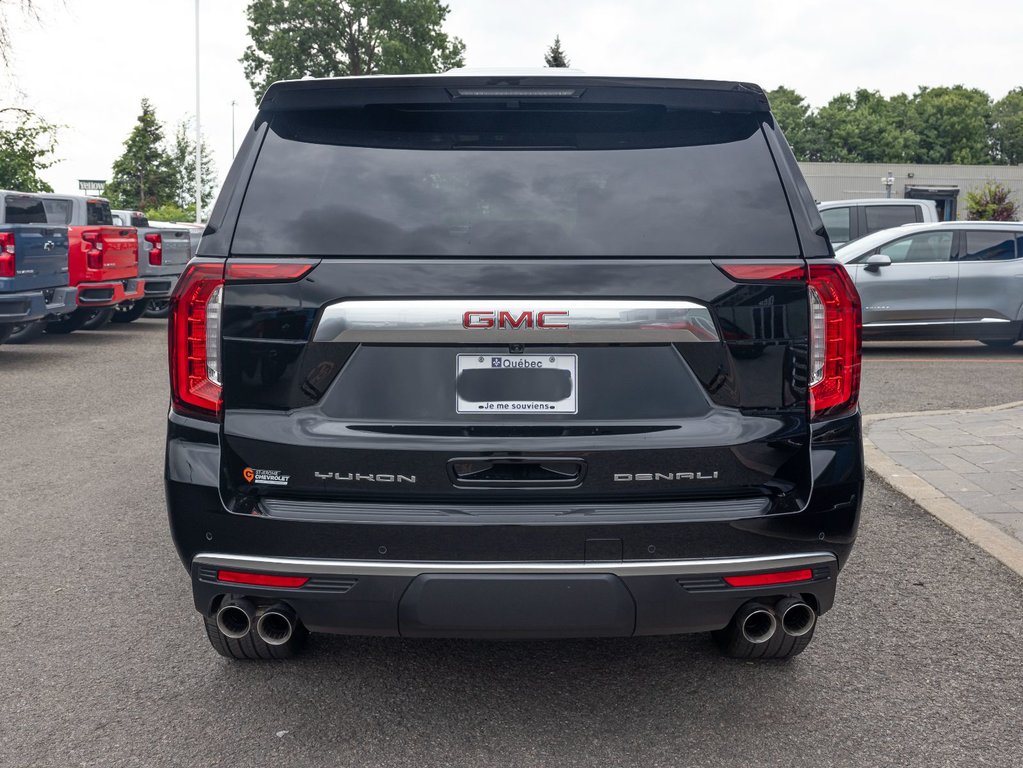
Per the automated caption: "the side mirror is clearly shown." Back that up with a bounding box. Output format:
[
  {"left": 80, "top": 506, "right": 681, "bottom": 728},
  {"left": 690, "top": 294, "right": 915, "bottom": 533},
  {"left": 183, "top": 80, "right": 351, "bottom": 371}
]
[{"left": 864, "top": 253, "right": 892, "bottom": 271}]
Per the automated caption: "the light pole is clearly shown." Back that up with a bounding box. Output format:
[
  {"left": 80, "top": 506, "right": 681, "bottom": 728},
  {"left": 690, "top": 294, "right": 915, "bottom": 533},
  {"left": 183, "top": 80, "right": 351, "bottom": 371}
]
[
  {"left": 194, "top": 0, "right": 202, "bottom": 224},
  {"left": 231, "top": 100, "right": 237, "bottom": 158}
]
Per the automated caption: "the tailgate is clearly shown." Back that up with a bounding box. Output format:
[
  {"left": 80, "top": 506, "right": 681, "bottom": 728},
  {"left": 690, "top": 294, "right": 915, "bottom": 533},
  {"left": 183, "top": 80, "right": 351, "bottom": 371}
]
[
  {"left": 7, "top": 225, "right": 69, "bottom": 291},
  {"left": 69, "top": 226, "right": 137, "bottom": 284}
]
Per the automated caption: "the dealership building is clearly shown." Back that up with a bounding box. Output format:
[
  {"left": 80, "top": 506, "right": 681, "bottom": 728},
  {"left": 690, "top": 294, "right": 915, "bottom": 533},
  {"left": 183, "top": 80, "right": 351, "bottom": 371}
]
[{"left": 797, "top": 162, "right": 1023, "bottom": 220}]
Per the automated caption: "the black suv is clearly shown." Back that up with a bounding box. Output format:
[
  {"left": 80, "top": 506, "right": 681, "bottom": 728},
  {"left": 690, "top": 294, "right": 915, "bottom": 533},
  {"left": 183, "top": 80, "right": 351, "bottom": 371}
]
[{"left": 166, "top": 73, "right": 863, "bottom": 661}]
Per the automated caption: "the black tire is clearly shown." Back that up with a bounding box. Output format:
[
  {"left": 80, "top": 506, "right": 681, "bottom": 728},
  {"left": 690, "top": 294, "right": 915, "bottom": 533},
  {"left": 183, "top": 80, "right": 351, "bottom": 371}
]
[
  {"left": 202, "top": 614, "right": 308, "bottom": 660},
  {"left": 0, "top": 324, "right": 12, "bottom": 345},
  {"left": 144, "top": 299, "right": 170, "bottom": 319},
  {"left": 712, "top": 601, "right": 815, "bottom": 660},
  {"left": 110, "top": 299, "right": 150, "bottom": 323},
  {"left": 6, "top": 320, "right": 47, "bottom": 344},
  {"left": 45, "top": 308, "right": 92, "bottom": 334},
  {"left": 981, "top": 338, "right": 1018, "bottom": 348},
  {"left": 80, "top": 307, "right": 115, "bottom": 330}
]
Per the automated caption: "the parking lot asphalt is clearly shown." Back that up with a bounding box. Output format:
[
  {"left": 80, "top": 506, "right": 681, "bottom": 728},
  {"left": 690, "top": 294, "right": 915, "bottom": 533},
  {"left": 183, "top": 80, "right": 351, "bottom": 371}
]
[{"left": 2, "top": 324, "right": 1023, "bottom": 768}]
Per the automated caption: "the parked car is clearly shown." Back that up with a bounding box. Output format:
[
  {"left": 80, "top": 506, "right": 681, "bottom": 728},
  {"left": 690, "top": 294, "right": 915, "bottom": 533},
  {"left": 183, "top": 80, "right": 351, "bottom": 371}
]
[
  {"left": 818, "top": 198, "right": 940, "bottom": 248},
  {"left": 143, "top": 220, "right": 204, "bottom": 318},
  {"left": 0, "top": 192, "right": 75, "bottom": 344},
  {"left": 836, "top": 221, "right": 1023, "bottom": 346},
  {"left": 166, "top": 72, "right": 863, "bottom": 661},
  {"left": 34, "top": 193, "right": 144, "bottom": 333},
  {"left": 110, "top": 210, "right": 192, "bottom": 323}
]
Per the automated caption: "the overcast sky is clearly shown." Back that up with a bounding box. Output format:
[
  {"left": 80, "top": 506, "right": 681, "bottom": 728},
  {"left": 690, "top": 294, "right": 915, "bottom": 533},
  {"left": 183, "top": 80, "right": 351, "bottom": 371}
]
[{"left": 4, "top": 0, "right": 1022, "bottom": 198}]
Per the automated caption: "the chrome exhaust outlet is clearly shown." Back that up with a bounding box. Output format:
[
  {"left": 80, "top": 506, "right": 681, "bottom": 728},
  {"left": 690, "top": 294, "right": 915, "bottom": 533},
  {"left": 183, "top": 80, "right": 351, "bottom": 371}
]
[
  {"left": 737, "top": 602, "right": 777, "bottom": 644},
  {"left": 216, "top": 598, "right": 255, "bottom": 639},
  {"left": 777, "top": 598, "right": 816, "bottom": 638},
  {"left": 256, "top": 604, "right": 296, "bottom": 646}
]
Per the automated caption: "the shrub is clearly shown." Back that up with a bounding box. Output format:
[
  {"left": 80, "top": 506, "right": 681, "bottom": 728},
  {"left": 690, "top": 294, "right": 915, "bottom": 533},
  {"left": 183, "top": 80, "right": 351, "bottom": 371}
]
[{"left": 966, "top": 181, "right": 1018, "bottom": 221}]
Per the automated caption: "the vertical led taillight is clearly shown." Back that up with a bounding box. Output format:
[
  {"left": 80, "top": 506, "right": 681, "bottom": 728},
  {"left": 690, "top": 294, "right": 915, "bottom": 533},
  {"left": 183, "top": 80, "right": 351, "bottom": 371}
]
[
  {"left": 807, "top": 263, "right": 861, "bottom": 420},
  {"left": 169, "top": 261, "right": 225, "bottom": 420}
]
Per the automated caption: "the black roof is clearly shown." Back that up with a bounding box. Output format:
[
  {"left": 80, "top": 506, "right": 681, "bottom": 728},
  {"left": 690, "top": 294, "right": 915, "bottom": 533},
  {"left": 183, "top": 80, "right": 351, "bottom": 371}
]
[{"left": 259, "top": 73, "right": 770, "bottom": 113}]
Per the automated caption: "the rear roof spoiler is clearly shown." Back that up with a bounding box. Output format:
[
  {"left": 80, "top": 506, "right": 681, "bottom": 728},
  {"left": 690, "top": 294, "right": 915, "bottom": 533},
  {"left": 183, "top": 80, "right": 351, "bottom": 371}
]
[{"left": 259, "top": 75, "right": 770, "bottom": 113}]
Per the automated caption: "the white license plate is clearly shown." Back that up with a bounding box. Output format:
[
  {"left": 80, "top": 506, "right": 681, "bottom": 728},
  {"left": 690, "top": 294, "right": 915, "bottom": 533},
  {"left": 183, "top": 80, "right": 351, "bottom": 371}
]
[{"left": 456, "top": 354, "right": 578, "bottom": 414}]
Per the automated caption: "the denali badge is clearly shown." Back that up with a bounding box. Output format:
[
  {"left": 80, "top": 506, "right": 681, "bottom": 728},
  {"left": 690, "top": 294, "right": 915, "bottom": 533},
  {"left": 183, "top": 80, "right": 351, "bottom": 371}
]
[
  {"left": 315, "top": 472, "right": 416, "bottom": 483},
  {"left": 462, "top": 310, "right": 569, "bottom": 330},
  {"left": 614, "top": 472, "right": 719, "bottom": 481}
]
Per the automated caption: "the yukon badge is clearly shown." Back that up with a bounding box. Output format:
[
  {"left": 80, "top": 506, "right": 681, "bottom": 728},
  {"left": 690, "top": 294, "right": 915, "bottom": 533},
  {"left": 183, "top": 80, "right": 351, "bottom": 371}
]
[
  {"left": 614, "top": 472, "right": 719, "bottom": 482},
  {"left": 315, "top": 471, "right": 416, "bottom": 484}
]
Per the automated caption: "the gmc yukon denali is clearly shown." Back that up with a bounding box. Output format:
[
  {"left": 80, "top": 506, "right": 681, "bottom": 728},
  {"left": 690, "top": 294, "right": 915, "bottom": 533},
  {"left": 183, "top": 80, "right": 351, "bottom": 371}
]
[{"left": 166, "top": 73, "right": 863, "bottom": 661}]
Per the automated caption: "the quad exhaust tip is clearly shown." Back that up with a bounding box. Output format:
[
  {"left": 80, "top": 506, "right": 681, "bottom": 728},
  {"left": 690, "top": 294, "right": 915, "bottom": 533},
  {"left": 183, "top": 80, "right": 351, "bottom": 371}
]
[
  {"left": 216, "top": 598, "right": 255, "bottom": 639},
  {"left": 256, "top": 605, "right": 296, "bottom": 646}
]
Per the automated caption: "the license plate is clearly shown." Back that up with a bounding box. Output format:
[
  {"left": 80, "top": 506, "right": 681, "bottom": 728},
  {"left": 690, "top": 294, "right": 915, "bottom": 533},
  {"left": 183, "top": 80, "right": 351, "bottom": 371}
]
[{"left": 456, "top": 354, "right": 577, "bottom": 414}]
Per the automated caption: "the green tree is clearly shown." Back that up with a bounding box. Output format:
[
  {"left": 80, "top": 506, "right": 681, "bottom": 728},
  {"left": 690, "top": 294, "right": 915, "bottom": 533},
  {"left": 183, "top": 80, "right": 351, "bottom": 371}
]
[
  {"left": 544, "top": 34, "right": 569, "bottom": 68},
  {"left": 966, "top": 180, "right": 1018, "bottom": 220},
  {"left": 766, "top": 86, "right": 815, "bottom": 160},
  {"left": 169, "top": 121, "right": 216, "bottom": 218},
  {"left": 144, "top": 202, "right": 192, "bottom": 223},
  {"left": 0, "top": 107, "right": 56, "bottom": 191},
  {"left": 811, "top": 89, "right": 918, "bottom": 163},
  {"left": 909, "top": 85, "right": 992, "bottom": 165},
  {"left": 991, "top": 87, "right": 1023, "bottom": 165},
  {"left": 105, "top": 99, "right": 176, "bottom": 211},
  {"left": 241, "top": 0, "right": 466, "bottom": 102}
]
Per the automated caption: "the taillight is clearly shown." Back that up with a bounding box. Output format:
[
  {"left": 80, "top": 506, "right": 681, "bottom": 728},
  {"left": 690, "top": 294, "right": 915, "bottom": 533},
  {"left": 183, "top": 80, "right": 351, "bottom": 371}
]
[
  {"left": 145, "top": 232, "right": 163, "bottom": 266},
  {"left": 169, "top": 261, "right": 225, "bottom": 420},
  {"left": 81, "top": 229, "right": 104, "bottom": 270},
  {"left": 808, "top": 263, "right": 861, "bottom": 420},
  {"left": 0, "top": 231, "right": 14, "bottom": 278}
]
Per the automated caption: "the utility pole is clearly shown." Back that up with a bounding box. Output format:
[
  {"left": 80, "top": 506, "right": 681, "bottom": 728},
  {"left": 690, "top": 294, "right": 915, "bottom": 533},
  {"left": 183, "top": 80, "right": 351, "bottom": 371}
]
[{"left": 194, "top": 0, "right": 202, "bottom": 224}]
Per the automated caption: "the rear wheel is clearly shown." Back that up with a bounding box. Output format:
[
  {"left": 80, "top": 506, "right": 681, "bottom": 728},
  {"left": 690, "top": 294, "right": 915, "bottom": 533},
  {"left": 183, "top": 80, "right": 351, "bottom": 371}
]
[
  {"left": 6, "top": 320, "right": 47, "bottom": 344},
  {"left": 80, "top": 308, "right": 115, "bottom": 330},
  {"left": 202, "top": 613, "right": 308, "bottom": 661},
  {"left": 45, "top": 308, "right": 92, "bottom": 335},
  {"left": 981, "top": 338, "right": 1018, "bottom": 348},
  {"left": 111, "top": 299, "right": 150, "bottom": 323},
  {"left": 0, "top": 324, "right": 12, "bottom": 345},
  {"left": 144, "top": 299, "right": 170, "bottom": 319}
]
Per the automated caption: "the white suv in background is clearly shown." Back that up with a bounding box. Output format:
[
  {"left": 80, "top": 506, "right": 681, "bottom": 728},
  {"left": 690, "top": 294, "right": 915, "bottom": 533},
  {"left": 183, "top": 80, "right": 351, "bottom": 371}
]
[{"left": 818, "top": 198, "right": 940, "bottom": 247}]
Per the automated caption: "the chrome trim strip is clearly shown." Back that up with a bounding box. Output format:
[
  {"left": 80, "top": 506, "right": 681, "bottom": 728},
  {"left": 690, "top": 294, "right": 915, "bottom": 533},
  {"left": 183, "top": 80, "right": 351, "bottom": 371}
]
[
  {"left": 865, "top": 318, "right": 1010, "bottom": 328},
  {"left": 193, "top": 551, "right": 835, "bottom": 578},
  {"left": 311, "top": 299, "right": 719, "bottom": 343}
]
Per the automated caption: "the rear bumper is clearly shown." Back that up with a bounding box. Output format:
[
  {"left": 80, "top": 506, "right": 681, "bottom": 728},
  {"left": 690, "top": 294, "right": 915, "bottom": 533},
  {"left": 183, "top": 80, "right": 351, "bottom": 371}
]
[
  {"left": 139, "top": 268, "right": 183, "bottom": 299},
  {"left": 0, "top": 286, "right": 77, "bottom": 323},
  {"left": 76, "top": 278, "right": 145, "bottom": 307},
  {"left": 191, "top": 551, "right": 838, "bottom": 638}
]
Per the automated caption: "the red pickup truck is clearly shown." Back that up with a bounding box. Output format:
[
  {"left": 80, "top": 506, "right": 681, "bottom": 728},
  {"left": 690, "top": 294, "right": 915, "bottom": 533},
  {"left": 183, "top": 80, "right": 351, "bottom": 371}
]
[{"left": 35, "top": 194, "right": 145, "bottom": 333}]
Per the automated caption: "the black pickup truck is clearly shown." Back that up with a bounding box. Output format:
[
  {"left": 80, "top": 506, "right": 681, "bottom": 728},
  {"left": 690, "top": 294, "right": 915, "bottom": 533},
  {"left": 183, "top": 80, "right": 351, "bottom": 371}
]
[{"left": 166, "top": 73, "right": 863, "bottom": 661}]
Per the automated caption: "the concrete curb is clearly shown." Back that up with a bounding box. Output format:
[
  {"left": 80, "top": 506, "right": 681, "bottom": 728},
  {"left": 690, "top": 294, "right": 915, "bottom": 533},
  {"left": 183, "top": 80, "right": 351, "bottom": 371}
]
[{"left": 862, "top": 406, "right": 1023, "bottom": 580}]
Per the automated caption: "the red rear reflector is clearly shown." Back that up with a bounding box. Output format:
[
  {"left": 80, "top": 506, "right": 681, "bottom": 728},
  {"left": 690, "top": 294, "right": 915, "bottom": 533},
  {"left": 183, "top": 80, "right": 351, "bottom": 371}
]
[
  {"left": 216, "top": 570, "right": 309, "bottom": 588},
  {"left": 808, "top": 263, "right": 862, "bottom": 421},
  {"left": 724, "top": 569, "right": 813, "bottom": 587},
  {"left": 225, "top": 261, "right": 316, "bottom": 281},
  {"left": 717, "top": 263, "right": 806, "bottom": 281}
]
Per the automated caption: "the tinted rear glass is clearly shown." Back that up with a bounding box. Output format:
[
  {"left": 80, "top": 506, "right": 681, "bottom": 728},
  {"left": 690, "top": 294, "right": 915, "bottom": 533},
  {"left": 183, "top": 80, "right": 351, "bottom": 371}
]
[
  {"left": 864, "top": 205, "right": 919, "bottom": 234},
  {"left": 87, "top": 200, "right": 113, "bottom": 226},
  {"left": 4, "top": 195, "right": 46, "bottom": 224},
  {"left": 43, "top": 198, "right": 73, "bottom": 225},
  {"left": 964, "top": 231, "right": 1016, "bottom": 261},
  {"left": 233, "top": 106, "right": 799, "bottom": 257}
]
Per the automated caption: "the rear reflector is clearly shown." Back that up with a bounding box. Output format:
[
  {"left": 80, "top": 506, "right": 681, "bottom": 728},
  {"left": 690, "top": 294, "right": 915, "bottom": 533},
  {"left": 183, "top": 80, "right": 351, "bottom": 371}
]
[
  {"left": 225, "top": 261, "right": 317, "bottom": 281},
  {"left": 216, "top": 570, "right": 309, "bottom": 588},
  {"left": 724, "top": 569, "right": 813, "bottom": 587}
]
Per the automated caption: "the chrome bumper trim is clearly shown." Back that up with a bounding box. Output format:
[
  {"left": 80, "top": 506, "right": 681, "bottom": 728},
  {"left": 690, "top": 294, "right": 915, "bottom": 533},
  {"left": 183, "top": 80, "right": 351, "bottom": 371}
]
[{"left": 193, "top": 551, "right": 835, "bottom": 578}]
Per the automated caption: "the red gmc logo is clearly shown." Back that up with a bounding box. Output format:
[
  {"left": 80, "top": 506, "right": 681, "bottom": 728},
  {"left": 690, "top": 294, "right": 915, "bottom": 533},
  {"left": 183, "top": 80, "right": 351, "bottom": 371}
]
[{"left": 462, "top": 310, "right": 569, "bottom": 329}]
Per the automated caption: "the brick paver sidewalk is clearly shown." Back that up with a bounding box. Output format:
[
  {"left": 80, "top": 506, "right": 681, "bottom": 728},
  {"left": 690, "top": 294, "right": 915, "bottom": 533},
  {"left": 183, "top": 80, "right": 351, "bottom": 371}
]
[{"left": 866, "top": 405, "right": 1023, "bottom": 543}]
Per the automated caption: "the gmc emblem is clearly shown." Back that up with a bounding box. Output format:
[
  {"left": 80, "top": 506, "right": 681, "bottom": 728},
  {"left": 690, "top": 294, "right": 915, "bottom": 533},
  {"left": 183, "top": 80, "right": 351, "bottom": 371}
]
[{"left": 462, "top": 310, "right": 569, "bottom": 329}]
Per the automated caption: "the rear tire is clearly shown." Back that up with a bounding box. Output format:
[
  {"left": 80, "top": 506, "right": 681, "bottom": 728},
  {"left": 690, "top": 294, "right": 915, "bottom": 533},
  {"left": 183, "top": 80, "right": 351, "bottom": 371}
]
[
  {"left": 202, "top": 613, "right": 308, "bottom": 660},
  {"left": 6, "top": 320, "right": 47, "bottom": 344},
  {"left": 144, "top": 299, "right": 170, "bottom": 319},
  {"left": 110, "top": 299, "right": 150, "bottom": 323},
  {"left": 45, "top": 308, "right": 92, "bottom": 335},
  {"left": 713, "top": 603, "right": 816, "bottom": 660},
  {"left": 981, "top": 338, "right": 1018, "bottom": 348},
  {"left": 80, "top": 308, "right": 115, "bottom": 330},
  {"left": 0, "top": 324, "right": 12, "bottom": 345}
]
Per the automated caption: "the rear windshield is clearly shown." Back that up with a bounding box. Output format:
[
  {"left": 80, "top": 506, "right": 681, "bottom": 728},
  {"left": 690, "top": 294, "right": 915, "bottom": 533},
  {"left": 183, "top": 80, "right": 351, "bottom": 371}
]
[
  {"left": 233, "top": 105, "right": 799, "bottom": 257},
  {"left": 4, "top": 195, "right": 47, "bottom": 224},
  {"left": 43, "top": 198, "right": 73, "bottom": 225},
  {"left": 87, "top": 200, "right": 113, "bottom": 226}
]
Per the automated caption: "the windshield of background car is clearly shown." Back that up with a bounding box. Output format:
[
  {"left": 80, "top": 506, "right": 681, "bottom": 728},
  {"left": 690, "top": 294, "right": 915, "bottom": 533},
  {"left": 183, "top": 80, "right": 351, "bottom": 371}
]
[
  {"left": 232, "top": 105, "right": 800, "bottom": 257},
  {"left": 86, "top": 200, "right": 113, "bottom": 226},
  {"left": 4, "top": 195, "right": 47, "bottom": 224}
]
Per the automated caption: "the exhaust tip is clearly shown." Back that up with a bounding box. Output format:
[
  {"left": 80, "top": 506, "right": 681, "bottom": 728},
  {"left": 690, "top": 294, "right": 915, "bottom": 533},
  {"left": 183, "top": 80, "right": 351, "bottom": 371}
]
[
  {"left": 780, "top": 600, "right": 816, "bottom": 638},
  {"left": 216, "top": 602, "right": 253, "bottom": 639},
  {"left": 739, "top": 605, "right": 777, "bottom": 644},
  {"left": 256, "top": 607, "right": 295, "bottom": 646}
]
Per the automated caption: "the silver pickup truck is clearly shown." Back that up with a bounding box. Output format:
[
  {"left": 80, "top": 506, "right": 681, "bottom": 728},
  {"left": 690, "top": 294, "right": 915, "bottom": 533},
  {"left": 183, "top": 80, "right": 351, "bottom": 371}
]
[{"left": 110, "top": 209, "right": 192, "bottom": 322}]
